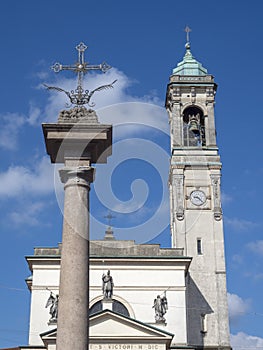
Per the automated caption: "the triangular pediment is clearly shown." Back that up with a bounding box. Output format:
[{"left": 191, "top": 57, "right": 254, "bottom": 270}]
[
  {"left": 89, "top": 310, "right": 173, "bottom": 340},
  {"left": 40, "top": 310, "right": 173, "bottom": 350},
  {"left": 40, "top": 328, "right": 56, "bottom": 349}
]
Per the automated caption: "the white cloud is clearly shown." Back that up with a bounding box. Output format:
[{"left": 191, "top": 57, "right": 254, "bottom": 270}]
[
  {"left": 247, "top": 240, "right": 263, "bottom": 256},
  {"left": 0, "top": 113, "right": 25, "bottom": 150},
  {"left": 1, "top": 68, "right": 166, "bottom": 152},
  {"left": 228, "top": 293, "right": 250, "bottom": 321},
  {"left": 224, "top": 217, "right": 258, "bottom": 231},
  {"left": 28, "top": 103, "right": 41, "bottom": 126},
  {"left": 0, "top": 157, "right": 54, "bottom": 198},
  {"left": 0, "top": 106, "right": 42, "bottom": 150},
  {"left": 253, "top": 273, "right": 263, "bottom": 280},
  {"left": 232, "top": 254, "right": 243, "bottom": 265},
  {"left": 42, "top": 68, "right": 167, "bottom": 133},
  {"left": 44, "top": 68, "right": 135, "bottom": 106},
  {"left": 231, "top": 332, "right": 263, "bottom": 350},
  {"left": 9, "top": 201, "right": 47, "bottom": 227},
  {"left": 244, "top": 270, "right": 263, "bottom": 282},
  {"left": 38, "top": 69, "right": 170, "bottom": 241},
  {"left": 0, "top": 69, "right": 169, "bottom": 234},
  {"left": 42, "top": 68, "right": 133, "bottom": 122},
  {"left": 221, "top": 192, "right": 233, "bottom": 204}
]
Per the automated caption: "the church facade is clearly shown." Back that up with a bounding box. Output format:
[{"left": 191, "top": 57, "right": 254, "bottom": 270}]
[
  {"left": 25, "top": 237, "right": 191, "bottom": 349},
  {"left": 17, "top": 40, "right": 230, "bottom": 350}
]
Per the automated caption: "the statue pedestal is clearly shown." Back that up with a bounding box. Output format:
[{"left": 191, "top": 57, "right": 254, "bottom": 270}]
[
  {"left": 48, "top": 319, "right": 57, "bottom": 326},
  {"left": 102, "top": 298, "right": 113, "bottom": 311},
  {"left": 148, "top": 321, "right": 167, "bottom": 328}
]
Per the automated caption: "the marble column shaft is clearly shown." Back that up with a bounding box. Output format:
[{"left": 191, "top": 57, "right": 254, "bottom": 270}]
[{"left": 56, "top": 166, "right": 94, "bottom": 350}]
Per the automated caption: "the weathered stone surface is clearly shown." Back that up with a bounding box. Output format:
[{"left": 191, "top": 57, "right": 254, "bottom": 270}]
[
  {"left": 31, "top": 240, "right": 184, "bottom": 258},
  {"left": 34, "top": 239, "right": 184, "bottom": 258},
  {"left": 90, "top": 240, "right": 184, "bottom": 257},
  {"left": 58, "top": 107, "right": 99, "bottom": 124},
  {"left": 56, "top": 165, "right": 93, "bottom": 350},
  {"left": 42, "top": 122, "right": 112, "bottom": 164}
]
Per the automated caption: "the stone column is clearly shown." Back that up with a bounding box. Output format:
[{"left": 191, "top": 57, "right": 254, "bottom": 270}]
[
  {"left": 56, "top": 165, "right": 94, "bottom": 350},
  {"left": 57, "top": 166, "right": 94, "bottom": 350},
  {"left": 42, "top": 111, "right": 112, "bottom": 350}
]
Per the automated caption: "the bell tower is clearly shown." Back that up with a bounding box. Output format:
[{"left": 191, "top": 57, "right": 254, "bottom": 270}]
[{"left": 166, "top": 34, "right": 231, "bottom": 349}]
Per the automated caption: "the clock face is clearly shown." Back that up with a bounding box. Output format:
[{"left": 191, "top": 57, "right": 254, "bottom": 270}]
[{"left": 190, "top": 190, "right": 206, "bottom": 206}]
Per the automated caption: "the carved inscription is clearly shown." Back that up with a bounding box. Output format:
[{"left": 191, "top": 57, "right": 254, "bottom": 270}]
[{"left": 89, "top": 345, "right": 163, "bottom": 350}]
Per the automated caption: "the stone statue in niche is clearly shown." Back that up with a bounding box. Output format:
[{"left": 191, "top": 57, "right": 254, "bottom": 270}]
[
  {"left": 45, "top": 292, "right": 59, "bottom": 322},
  {"left": 102, "top": 270, "right": 114, "bottom": 299},
  {"left": 152, "top": 292, "right": 168, "bottom": 323}
]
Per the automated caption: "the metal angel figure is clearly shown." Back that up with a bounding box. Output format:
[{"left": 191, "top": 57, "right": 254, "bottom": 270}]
[
  {"left": 152, "top": 292, "right": 168, "bottom": 323},
  {"left": 43, "top": 80, "right": 117, "bottom": 107},
  {"left": 45, "top": 292, "right": 59, "bottom": 322}
]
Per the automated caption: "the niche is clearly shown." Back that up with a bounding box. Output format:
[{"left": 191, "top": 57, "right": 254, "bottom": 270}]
[{"left": 182, "top": 106, "right": 205, "bottom": 147}]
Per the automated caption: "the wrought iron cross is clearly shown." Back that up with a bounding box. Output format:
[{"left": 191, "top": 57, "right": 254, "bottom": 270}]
[
  {"left": 184, "top": 26, "right": 192, "bottom": 43},
  {"left": 51, "top": 42, "right": 111, "bottom": 86},
  {"left": 48, "top": 42, "right": 113, "bottom": 106}
]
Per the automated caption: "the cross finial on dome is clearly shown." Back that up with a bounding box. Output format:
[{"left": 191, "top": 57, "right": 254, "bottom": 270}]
[
  {"left": 185, "top": 26, "right": 192, "bottom": 44},
  {"left": 104, "top": 211, "right": 115, "bottom": 227},
  {"left": 103, "top": 211, "right": 116, "bottom": 240},
  {"left": 172, "top": 27, "right": 208, "bottom": 76}
]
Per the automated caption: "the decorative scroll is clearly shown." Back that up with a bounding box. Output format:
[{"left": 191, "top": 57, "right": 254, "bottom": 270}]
[
  {"left": 206, "top": 87, "right": 214, "bottom": 97},
  {"left": 210, "top": 174, "right": 222, "bottom": 221},
  {"left": 174, "top": 87, "right": 181, "bottom": 96},
  {"left": 59, "top": 167, "right": 94, "bottom": 187},
  {"left": 191, "top": 86, "right": 196, "bottom": 100},
  {"left": 173, "top": 174, "right": 184, "bottom": 220}
]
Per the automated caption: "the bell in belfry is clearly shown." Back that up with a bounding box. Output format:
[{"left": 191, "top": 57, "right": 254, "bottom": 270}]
[{"left": 188, "top": 113, "right": 200, "bottom": 134}]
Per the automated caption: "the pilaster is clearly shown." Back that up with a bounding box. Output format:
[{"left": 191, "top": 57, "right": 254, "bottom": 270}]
[{"left": 210, "top": 173, "right": 222, "bottom": 221}]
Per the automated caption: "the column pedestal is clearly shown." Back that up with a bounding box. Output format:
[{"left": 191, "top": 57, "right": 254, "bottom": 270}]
[{"left": 102, "top": 298, "right": 113, "bottom": 311}]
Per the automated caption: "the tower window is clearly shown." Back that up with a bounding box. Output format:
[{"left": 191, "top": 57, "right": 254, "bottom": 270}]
[
  {"left": 197, "top": 238, "right": 202, "bottom": 255},
  {"left": 182, "top": 107, "right": 205, "bottom": 147}
]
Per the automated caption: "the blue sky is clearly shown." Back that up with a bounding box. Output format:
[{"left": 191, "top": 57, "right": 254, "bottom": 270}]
[{"left": 0, "top": 0, "right": 263, "bottom": 349}]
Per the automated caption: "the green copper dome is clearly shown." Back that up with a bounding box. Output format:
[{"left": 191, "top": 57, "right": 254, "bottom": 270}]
[{"left": 173, "top": 42, "right": 208, "bottom": 76}]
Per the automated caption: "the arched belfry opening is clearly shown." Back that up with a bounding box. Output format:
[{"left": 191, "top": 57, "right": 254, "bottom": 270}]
[{"left": 182, "top": 106, "right": 205, "bottom": 147}]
